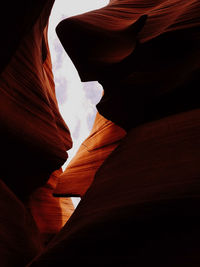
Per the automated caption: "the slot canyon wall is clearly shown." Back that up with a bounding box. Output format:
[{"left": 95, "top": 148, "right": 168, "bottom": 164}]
[{"left": 0, "top": 0, "right": 200, "bottom": 266}]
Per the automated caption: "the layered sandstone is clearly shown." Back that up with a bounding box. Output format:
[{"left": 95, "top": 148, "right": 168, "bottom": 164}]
[{"left": 0, "top": 0, "right": 200, "bottom": 266}]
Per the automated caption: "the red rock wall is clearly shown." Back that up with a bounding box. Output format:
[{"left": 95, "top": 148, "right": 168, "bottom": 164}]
[
  {"left": 54, "top": 112, "right": 126, "bottom": 197},
  {"left": 0, "top": 0, "right": 74, "bottom": 263},
  {"left": 29, "top": 109, "right": 200, "bottom": 266},
  {"left": 56, "top": 0, "right": 200, "bottom": 130},
  {"left": 28, "top": 169, "right": 74, "bottom": 242},
  {"left": 0, "top": 0, "right": 72, "bottom": 199},
  {"left": 0, "top": 0, "right": 200, "bottom": 266},
  {"left": 0, "top": 179, "right": 42, "bottom": 267},
  {"left": 56, "top": 0, "right": 200, "bottom": 82},
  {"left": 28, "top": 0, "right": 200, "bottom": 265}
]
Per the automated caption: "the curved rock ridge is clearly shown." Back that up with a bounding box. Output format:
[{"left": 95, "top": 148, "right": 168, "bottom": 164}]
[
  {"left": 29, "top": 109, "right": 200, "bottom": 266},
  {"left": 56, "top": 13, "right": 147, "bottom": 81},
  {"left": 0, "top": 0, "right": 72, "bottom": 199},
  {"left": 28, "top": 169, "right": 74, "bottom": 242},
  {"left": 56, "top": 0, "right": 200, "bottom": 81},
  {"left": 54, "top": 112, "right": 126, "bottom": 197},
  {"left": 0, "top": 1, "right": 52, "bottom": 74},
  {"left": 0, "top": 0, "right": 200, "bottom": 266},
  {"left": 56, "top": 0, "right": 200, "bottom": 130},
  {"left": 0, "top": 0, "right": 75, "bottom": 264}
]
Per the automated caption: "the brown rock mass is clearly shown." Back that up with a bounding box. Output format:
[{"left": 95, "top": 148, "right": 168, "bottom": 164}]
[
  {"left": 54, "top": 112, "right": 126, "bottom": 197},
  {"left": 0, "top": 0, "right": 200, "bottom": 266}
]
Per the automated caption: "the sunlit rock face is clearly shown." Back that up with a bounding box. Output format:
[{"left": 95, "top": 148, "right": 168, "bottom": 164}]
[
  {"left": 29, "top": 0, "right": 200, "bottom": 266},
  {"left": 29, "top": 109, "right": 200, "bottom": 266},
  {"left": 1, "top": 0, "right": 200, "bottom": 266},
  {"left": 28, "top": 169, "right": 74, "bottom": 242},
  {"left": 54, "top": 112, "right": 126, "bottom": 197}
]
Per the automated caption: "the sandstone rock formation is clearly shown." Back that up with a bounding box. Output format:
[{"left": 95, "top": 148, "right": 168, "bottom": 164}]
[
  {"left": 28, "top": 169, "right": 74, "bottom": 243},
  {"left": 54, "top": 112, "right": 126, "bottom": 197},
  {"left": 0, "top": 0, "right": 72, "bottom": 200},
  {"left": 0, "top": 0, "right": 74, "bottom": 264},
  {"left": 56, "top": 0, "right": 200, "bottom": 130},
  {"left": 0, "top": 180, "right": 42, "bottom": 267},
  {"left": 0, "top": 0, "right": 200, "bottom": 266},
  {"left": 29, "top": 0, "right": 200, "bottom": 265},
  {"left": 28, "top": 109, "right": 200, "bottom": 266}
]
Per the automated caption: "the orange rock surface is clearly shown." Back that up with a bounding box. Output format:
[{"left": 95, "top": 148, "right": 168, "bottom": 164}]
[
  {"left": 29, "top": 0, "right": 200, "bottom": 266},
  {"left": 28, "top": 169, "right": 74, "bottom": 242},
  {"left": 54, "top": 112, "right": 126, "bottom": 197},
  {"left": 0, "top": 0, "right": 200, "bottom": 266},
  {"left": 29, "top": 109, "right": 200, "bottom": 266},
  {"left": 0, "top": 0, "right": 74, "bottom": 263}
]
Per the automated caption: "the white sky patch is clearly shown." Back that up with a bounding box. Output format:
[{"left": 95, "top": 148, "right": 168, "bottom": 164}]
[{"left": 48, "top": 0, "right": 108, "bottom": 207}]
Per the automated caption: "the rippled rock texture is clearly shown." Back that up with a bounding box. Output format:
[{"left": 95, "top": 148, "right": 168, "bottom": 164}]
[{"left": 0, "top": 0, "right": 200, "bottom": 266}]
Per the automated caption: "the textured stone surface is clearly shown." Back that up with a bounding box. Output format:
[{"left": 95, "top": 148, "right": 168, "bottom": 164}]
[
  {"left": 0, "top": 179, "right": 42, "bottom": 267},
  {"left": 56, "top": 0, "right": 200, "bottom": 130},
  {"left": 28, "top": 169, "right": 74, "bottom": 240},
  {"left": 0, "top": 0, "right": 72, "bottom": 199},
  {"left": 1, "top": 0, "right": 200, "bottom": 266},
  {"left": 0, "top": 1, "right": 74, "bottom": 264},
  {"left": 54, "top": 112, "right": 126, "bottom": 197},
  {"left": 29, "top": 109, "right": 200, "bottom": 266}
]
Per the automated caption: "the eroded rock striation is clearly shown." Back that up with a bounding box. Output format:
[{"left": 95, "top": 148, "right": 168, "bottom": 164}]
[
  {"left": 54, "top": 112, "right": 126, "bottom": 197},
  {"left": 0, "top": 0, "right": 200, "bottom": 266},
  {"left": 0, "top": 0, "right": 73, "bottom": 265}
]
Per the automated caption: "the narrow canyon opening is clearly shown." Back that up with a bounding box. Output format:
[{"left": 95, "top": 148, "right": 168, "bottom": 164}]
[{"left": 48, "top": 0, "right": 109, "bottom": 206}]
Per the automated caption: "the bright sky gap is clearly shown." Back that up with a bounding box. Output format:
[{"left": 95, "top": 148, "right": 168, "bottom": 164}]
[{"left": 48, "top": 0, "right": 109, "bottom": 206}]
